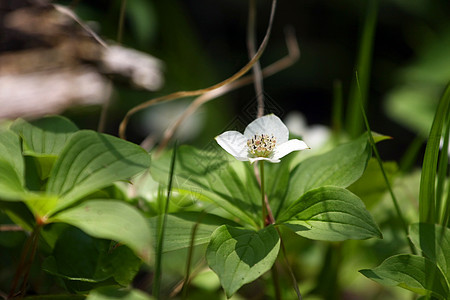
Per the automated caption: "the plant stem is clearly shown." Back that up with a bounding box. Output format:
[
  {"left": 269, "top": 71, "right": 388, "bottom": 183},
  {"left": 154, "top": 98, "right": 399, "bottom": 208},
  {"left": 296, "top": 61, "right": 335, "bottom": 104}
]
[
  {"left": 247, "top": 0, "right": 265, "bottom": 118},
  {"left": 260, "top": 161, "right": 267, "bottom": 227},
  {"left": 153, "top": 143, "right": 178, "bottom": 299},
  {"left": 271, "top": 263, "right": 281, "bottom": 300}
]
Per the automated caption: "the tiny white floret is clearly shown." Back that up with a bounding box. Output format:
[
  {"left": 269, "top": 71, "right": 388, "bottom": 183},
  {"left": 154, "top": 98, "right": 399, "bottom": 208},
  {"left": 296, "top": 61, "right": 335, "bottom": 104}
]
[{"left": 215, "top": 114, "right": 309, "bottom": 163}]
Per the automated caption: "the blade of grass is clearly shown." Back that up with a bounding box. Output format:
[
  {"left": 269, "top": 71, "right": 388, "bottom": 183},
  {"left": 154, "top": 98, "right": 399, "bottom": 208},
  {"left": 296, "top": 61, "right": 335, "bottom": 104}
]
[
  {"left": 419, "top": 83, "right": 450, "bottom": 224},
  {"left": 346, "top": 0, "right": 378, "bottom": 138},
  {"left": 181, "top": 211, "right": 206, "bottom": 299},
  {"left": 436, "top": 112, "right": 449, "bottom": 224},
  {"left": 355, "top": 72, "right": 415, "bottom": 254},
  {"left": 153, "top": 143, "right": 178, "bottom": 299}
]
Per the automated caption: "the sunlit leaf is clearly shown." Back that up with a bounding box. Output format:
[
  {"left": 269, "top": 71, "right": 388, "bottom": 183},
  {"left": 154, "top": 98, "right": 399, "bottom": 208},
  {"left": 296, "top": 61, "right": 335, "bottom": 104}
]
[
  {"left": 0, "top": 130, "right": 26, "bottom": 201},
  {"left": 279, "top": 186, "right": 381, "bottom": 241},
  {"left": 147, "top": 212, "right": 239, "bottom": 252},
  {"left": 283, "top": 133, "right": 371, "bottom": 208},
  {"left": 49, "top": 200, "right": 152, "bottom": 263},
  {"left": 46, "top": 130, "right": 151, "bottom": 214},
  {"left": 360, "top": 254, "right": 449, "bottom": 299},
  {"left": 86, "top": 286, "right": 153, "bottom": 300},
  {"left": 151, "top": 146, "right": 261, "bottom": 227},
  {"left": 409, "top": 223, "right": 450, "bottom": 279},
  {"left": 12, "top": 116, "right": 78, "bottom": 155},
  {"left": 206, "top": 225, "right": 280, "bottom": 298}
]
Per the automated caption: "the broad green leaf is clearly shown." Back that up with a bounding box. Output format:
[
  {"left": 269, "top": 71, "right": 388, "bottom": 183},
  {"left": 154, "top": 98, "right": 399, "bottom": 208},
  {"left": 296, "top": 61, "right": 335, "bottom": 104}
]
[
  {"left": 360, "top": 254, "right": 449, "bottom": 300},
  {"left": 264, "top": 156, "right": 293, "bottom": 218},
  {"left": 0, "top": 159, "right": 26, "bottom": 201},
  {"left": 147, "top": 212, "right": 239, "bottom": 252},
  {"left": 86, "top": 286, "right": 153, "bottom": 300},
  {"left": 409, "top": 223, "right": 450, "bottom": 279},
  {"left": 12, "top": 116, "right": 78, "bottom": 180},
  {"left": 151, "top": 146, "right": 261, "bottom": 227},
  {"left": 49, "top": 199, "right": 152, "bottom": 263},
  {"left": 279, "top": 186, "right": 381, "bottom": 241},
  {"left": 23, "top": 194, "right": 58, "bottom": 218},
  {"left": 0, "top": 130, "right": 26, "bottom": 200},
  {"left": 42, "top": 227, "right": 113, "bottom": 283},
  {"left": 0, "top": 129, "right": 24, "bottom": 181},
  {"left": 46, "top": 130, "right": 151, "bottom": 214},
  {"left": 284, "top": 133, "right": 371, "bottom": 208},
  {"left": 43, "top": 226, "right": 141, "bottom": 286},
  {"left": 11, "top": 116, "right": 78, "bottom": 155},
  {"left": 206, "top": 225, "right": 280, "bottom": 298}
]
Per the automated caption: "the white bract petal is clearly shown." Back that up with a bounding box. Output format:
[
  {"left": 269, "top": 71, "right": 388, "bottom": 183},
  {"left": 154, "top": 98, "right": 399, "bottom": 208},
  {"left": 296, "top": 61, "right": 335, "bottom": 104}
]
[
  {"left": 244, "top": 114, "right": 288, "bottom": 144},
  {"left": 215, "top": 114, "right": 309, "bottom": 163},
  {"left": 273, "top": 139, "right": 309, "bottom": 160},
  {"left": 215, "top": 131, "right": 249, "bottom": 161}
]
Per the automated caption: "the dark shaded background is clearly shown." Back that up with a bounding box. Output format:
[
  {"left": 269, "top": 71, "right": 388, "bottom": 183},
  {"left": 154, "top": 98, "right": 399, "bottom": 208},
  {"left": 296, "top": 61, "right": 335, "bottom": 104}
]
[{"left": 60, "top": 0, "right": 450, "bottom": 162}]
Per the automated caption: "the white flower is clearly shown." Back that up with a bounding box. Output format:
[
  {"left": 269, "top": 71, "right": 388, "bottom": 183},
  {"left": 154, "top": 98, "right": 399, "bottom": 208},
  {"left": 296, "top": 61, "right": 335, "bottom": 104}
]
[{"left": 215, "top": 114, "right": 309, "bottom": 163}]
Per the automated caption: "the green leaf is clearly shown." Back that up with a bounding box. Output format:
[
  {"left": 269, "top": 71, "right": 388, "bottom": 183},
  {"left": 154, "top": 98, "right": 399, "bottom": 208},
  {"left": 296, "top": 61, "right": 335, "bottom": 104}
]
[
  {"left": 12, "top": 116, "right": 78, "bottom": 180},
  {"left": 360, "top": 254, "right": 449, "bottom": 299},
  {"left": 43, "top": 226, "right": 141, "bottom": 286},
  {"left": 279, "top": 186, "right": 381, "bottom": 241},
  {"left": 0, "top": 130, "right": 26, "bottom": 200},
  {"left": 409, "top": 223, "right": 450, "bottom": 279},
  {"left": 147, "top": 212, "right": 239, "bottom": 252},
  {"left": 206, "top": 225, "right": 280, "bottom": 298},
  {"left": 151, "top": 146, "right": 261, "bottom": 227},
  {"left": 0, "top": 129, "right": 24, "bottom": 180},
  {"left": 46, "top": 130, "right": 151, "bottom": 214},
  {"left": 0, "top": 159, "right": 27, "bottom": 201},
  {"left": 11, "top": 116, "right": 78, "bottom": 155},
  {"left": 86, "top": 286, "right": 153, "bottom": 300},
  {"left": 42, "top": 226, "right": 113, "bottom": 283},
  {"left": 283, "top": 133, "right": 371, "bottom": 208},
  {"left": 419, "top": 83, "right": 450, "bottom": 223},
  {"left": 264, "top": 156, "right": 293, "bottom": 218},
  {"left": 49, "top": 199, "right": 152, "bottom": 263}
]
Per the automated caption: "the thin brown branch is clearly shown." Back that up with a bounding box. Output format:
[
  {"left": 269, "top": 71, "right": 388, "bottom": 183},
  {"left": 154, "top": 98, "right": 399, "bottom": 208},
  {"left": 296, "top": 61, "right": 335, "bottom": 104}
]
[
  {"left": 119, "top": 0, "right": 278, "bottom": 140},
  {"left": 247, "top": 0, "right": 265, "bottom": 118},
  {"left": 152, "top": 29, "right": 300, "bottom": 154},
  {"left": 0, "top": 225, "right": 23, "bottom": 231}
]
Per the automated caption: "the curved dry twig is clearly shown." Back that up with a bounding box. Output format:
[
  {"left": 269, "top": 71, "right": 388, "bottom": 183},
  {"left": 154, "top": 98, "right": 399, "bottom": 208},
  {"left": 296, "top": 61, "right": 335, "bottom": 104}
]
[
  {"left": 152, "top": 28, "right": 300, "bottom": 154},
  {"left": 118, "top": 0, "right": 278, "bottom": 140}
]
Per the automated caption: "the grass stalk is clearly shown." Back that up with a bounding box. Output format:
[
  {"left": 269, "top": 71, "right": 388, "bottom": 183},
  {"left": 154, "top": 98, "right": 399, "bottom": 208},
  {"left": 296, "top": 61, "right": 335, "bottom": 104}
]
[
  {"left": 419, "top": 83, "right": 450, "bottom": 224},
  {"left": 355, "top": 73, "right": 415, "bottom": 254},
  {"left": 436, "top": 114, "right": 449, "bottom": 224},
  {"left": 153, "top": 143, "right": 178, "bottom": 298},
  {"left": 346, "top": 0, "right": 378, "bottom": 138}
]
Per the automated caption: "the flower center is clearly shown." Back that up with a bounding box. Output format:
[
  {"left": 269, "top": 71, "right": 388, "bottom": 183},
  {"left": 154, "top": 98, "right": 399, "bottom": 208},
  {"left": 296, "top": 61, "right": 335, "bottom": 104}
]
[{"left": 247, "top": 134, "right": 277, "bottom": 157}]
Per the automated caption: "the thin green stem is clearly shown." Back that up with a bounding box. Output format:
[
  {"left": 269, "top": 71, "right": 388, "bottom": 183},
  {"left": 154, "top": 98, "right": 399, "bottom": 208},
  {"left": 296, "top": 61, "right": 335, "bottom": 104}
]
[
  {"left": 355, "top": 73, "right": 415, "bottom": 254},
  {"left": 271, "top": 263, "right": 281, "bottom": 300},
  {"left": 276, "top": 227, "right": 302, "bottom": 299},
  {"left": 153, "top": 143, "right": 178, "bottom": 299},
  {"left": 260, "top": 161, "right": 267, "bottom": 227}
]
